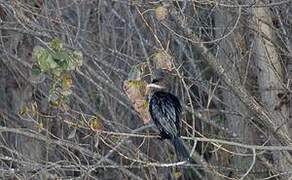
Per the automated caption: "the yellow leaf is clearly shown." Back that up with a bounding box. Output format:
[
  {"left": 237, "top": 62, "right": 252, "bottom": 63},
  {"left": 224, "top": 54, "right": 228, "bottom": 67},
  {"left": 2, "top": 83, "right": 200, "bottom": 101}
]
[
  {"left": 128, "top": 80, "right": 147, "bottom": 90},
  {"left": 50, "top": 38, "right": 63, "bottom": 50},
  {"left": 174, "top": 171, "right": 182, "bottom": 179},
  {"left": 155, "top": 6, "right": 168, "bottom": 21},
  {"left": 37, "top": 122, "right": 43, "bottom": 133},
  {"left": 50, "top": 99, "right": 61, "bottom": 107},
  {"left": 62, "top": 74, "right": 73, "bottom": 89},
  {"left": 31, "top": 101, "right": 38, "bottom": 116},
  {"left": 89, "top": 116, "right": 103, "bottom": 132},
  {"left": 153, "top": 50, "right": 173, "bottom": 70},
  {"left": 19, "top": 106, "right": 29, "bottom": 115}
]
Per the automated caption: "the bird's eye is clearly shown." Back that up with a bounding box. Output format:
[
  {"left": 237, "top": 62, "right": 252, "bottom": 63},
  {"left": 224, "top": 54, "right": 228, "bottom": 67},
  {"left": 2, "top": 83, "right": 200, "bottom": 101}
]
[{"left": 151, "top": 79, "right": 159, "bottom": 83}]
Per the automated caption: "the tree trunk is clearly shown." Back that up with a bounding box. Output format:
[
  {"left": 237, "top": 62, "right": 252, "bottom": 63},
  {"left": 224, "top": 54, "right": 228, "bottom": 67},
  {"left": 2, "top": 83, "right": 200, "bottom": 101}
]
[
  {"left": 214, "top": 8, "right": 263, "bottom": 179},
  {"left": 253, "top": 2, "right": 292, "bottom": 176}
]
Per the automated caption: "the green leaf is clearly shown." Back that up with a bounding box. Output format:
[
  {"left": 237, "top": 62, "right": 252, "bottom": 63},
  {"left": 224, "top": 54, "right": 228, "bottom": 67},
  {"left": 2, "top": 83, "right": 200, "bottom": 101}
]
[
  {"left": 61, "top": 89, "right": 72, "bottom": 96},
  {"left": 39, "top": 53, "right": 56, "bottom": 71},
  {"left": 48, "top": 91, "right": 59, "bottom": 102},
  {"left": 72, "top": 51, "right": 83, "bottom": 68},
  {"left": 51, "top": 67, "right": 63, "bottom": 77},
  {"left": 53, "top": 51, "right": 70, "bottom": 69},
  {"left": 31, "top": 65, "right": 42, "bottom": 76},
  {"left": 50, "top": 38, "right": 63, "bottom": 51},
  {"left": 33, "top": 46, "right": 59, "bottom": 71},
  {"left": 31, "top": 38, "right": 83, "bottom": 107}
]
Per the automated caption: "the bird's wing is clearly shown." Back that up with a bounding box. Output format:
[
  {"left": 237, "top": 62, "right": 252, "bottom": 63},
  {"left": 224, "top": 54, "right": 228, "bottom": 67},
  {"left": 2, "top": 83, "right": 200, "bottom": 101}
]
[{"left": 149, "top": 92, "right": 182, "bottom": 138}]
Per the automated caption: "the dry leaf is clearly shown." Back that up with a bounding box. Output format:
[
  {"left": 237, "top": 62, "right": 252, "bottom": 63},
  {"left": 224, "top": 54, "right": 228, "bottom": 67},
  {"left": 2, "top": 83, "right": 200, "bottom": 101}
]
[
  {"left": 123, "top": 80, "right": 150, "bottom": 124},
  {"left": 153, "top": 50, "right": 173, "bottom": 71},
  {"left": 68, "top": 128, "right": 76, "bottom": 139},
  {"left": 62, "top": 73, "right": 73, "bottom": 90},
  {"left": 89, "top": 116, "right": 104, "bottom": 132},
  {"left": 174, "top": 171, "right": 182, "bottom": 179},
  {"left": 155, "top": 6, "right": 168, "bottom": 21},
  {"left": 128, "top": 63, "right": 149, "bottom": 80}
]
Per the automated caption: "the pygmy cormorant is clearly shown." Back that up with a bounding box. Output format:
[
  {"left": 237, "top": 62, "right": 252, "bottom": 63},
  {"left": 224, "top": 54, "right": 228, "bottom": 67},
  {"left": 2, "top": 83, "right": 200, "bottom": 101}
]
[{"left": 147, "top": 73, "right": 190, "bottom": 161}]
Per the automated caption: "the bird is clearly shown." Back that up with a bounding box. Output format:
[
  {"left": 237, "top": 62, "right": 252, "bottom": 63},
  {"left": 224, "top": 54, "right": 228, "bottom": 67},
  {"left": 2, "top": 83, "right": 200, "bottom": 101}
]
[{"left": 146, "top": 71, "right": 190, "bottom": 161}]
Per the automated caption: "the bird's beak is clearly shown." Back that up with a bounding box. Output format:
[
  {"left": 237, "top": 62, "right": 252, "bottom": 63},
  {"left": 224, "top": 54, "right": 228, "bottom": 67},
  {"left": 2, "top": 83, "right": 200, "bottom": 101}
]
[
  {"left": 145, "top": 83, "right": 165, "bottom": 96},
  {"left": 146, "top": 83, "right": 165, "bottom": 89}
]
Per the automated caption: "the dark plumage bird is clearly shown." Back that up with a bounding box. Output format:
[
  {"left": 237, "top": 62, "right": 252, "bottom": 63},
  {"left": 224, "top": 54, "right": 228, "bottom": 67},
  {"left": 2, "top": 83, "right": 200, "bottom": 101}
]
[{"left": 147, "top": 74, "right": 190, "bottom": 161}]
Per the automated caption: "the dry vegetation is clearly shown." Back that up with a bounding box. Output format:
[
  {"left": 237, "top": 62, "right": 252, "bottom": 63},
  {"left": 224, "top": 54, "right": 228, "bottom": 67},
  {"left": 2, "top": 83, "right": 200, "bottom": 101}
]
[{"left": 0, "top": 0, "right": 292, "bottom": 179}]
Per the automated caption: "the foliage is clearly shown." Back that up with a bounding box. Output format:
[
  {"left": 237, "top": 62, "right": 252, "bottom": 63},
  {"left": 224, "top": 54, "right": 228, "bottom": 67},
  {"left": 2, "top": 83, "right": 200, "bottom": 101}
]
[
  {"left": 1, "top": 1, "right": 292, "bottom": 179},
  {"left": 32, "top": 38, "right": 83, "bottom": 106},
  {"left": 155, "top": 6, "right": 168, "bottom": 21},
  {"left": 124, "top": 65, "right": 150, "bottom": 124},
  {"left": 152, "top": 50, "right": 173, "bottom": 71}
]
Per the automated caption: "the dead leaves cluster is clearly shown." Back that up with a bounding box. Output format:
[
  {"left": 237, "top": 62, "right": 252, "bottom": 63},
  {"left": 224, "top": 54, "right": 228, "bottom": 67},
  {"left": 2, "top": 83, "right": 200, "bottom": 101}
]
[
  {"left": 123, "top": 49, "right": 174, "bottom": 124},
  {"left": 153, "top": 50, "right": 173, "bottom": 71},
  {"left": 123, "top": 80, "right": 150, "bottom": 124}
]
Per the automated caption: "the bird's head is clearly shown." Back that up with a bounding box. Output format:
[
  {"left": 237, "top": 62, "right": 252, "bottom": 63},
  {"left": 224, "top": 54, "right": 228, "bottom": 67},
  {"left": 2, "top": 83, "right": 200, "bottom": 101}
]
[
  {"left": 146, "top": 78, "right": 166, "bottom": 90},
  {"left": 146, "top": 78, "right": 167, "bottom": 99},
  {"left": 146, "top": 70, "right": 170, "bottom": 95}
]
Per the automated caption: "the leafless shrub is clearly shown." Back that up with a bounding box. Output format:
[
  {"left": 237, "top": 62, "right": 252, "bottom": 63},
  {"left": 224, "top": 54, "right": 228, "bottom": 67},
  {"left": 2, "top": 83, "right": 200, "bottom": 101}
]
[{"left": 0, "top": 0, "right": 292, "bottom": 179}]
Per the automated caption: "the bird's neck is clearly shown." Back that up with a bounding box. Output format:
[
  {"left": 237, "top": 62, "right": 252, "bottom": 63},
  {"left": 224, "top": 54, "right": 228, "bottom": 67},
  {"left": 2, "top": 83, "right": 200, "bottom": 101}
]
[{"left": 148, "top": 89, "right": 166, "bottom": 96}]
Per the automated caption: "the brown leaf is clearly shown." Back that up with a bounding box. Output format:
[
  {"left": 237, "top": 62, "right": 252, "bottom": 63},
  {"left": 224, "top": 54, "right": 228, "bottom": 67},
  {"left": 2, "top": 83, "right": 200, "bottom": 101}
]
[
  {"left": 123, "top": 80, "right": 150, "bottom": 124},
  {"left": 153, "top": 50, "right": 173, "bottom": 71},
  {"left": 155, "top": 6, "right": 168, "bottom": 21}
]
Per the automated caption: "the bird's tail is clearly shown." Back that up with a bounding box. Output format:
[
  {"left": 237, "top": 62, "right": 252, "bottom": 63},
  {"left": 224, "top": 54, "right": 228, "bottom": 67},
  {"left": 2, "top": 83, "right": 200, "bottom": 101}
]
[
  {"left": 171, "top": 136, "right": 190, "bottom": 161},
  {"left": 172, "top": 137, "right": 205, "bottom": 179}
]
